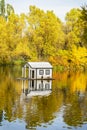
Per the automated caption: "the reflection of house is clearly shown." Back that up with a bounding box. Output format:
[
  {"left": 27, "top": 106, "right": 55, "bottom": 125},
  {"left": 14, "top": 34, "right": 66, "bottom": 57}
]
[
  {"left": 29, "top": 80, "right": 52, "bottom": 91},
  {"left": 22, "top": 62, "right": 53, "bottom": 79},
  {"left": 22, "top": 80, "right": 52, "bottom": 97}
]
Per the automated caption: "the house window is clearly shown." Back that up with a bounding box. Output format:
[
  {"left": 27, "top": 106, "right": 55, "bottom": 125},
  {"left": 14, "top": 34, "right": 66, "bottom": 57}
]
[
  {"left": 45, "top": 70, "right": 50, "bottom": 75},
  {"left": 45, "top": 84, "right": 50, "bottom": 90},
  {"left": 39, "top": 70, "right": 44, "bottom": 75},
  {"left": 39, "top": 83, "right": 43, "bottom": 90}
]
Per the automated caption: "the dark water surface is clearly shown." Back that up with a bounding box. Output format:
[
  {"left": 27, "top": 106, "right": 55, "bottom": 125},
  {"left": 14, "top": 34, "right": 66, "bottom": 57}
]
[{"left": 0, "top": 66, "right": 87, "bottom": 130}]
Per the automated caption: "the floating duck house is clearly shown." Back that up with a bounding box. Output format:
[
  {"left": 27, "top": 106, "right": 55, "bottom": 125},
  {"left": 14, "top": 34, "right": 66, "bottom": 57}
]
[{"left": 22, "top": 62, "right": 53, "bottom": 80}]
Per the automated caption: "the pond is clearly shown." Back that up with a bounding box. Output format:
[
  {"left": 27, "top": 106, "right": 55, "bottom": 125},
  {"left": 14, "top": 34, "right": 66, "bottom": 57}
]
[{"left": 0, "top": 66, "right": 87, "bottom": 130}]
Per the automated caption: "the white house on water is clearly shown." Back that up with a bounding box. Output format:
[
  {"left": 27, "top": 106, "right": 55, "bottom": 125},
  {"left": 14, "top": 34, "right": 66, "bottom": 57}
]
[{"left": 22, "top": 62, "right": 53, "bottom": 79}]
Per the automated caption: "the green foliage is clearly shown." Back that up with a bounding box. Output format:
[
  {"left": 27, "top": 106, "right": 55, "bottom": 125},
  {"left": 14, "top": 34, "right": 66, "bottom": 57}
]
[
  {"left": 7, "top": 4, "right": 14, "bottom": 16},
  {"left": 0, "top": 0, "right": 14, "bottom": 19},
  {"left": 0, "top": 0, "right": 5, "bottom": 17},
  {"left": 81, "top": 5, "right": 87, "bottom": 47}
]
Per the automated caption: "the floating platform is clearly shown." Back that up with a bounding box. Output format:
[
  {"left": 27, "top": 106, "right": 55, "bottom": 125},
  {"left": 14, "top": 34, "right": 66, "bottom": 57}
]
[
  {"left": 27, "top": 90, "right": 52, "bottom": 97},
  {"left": 16, "top": 77, "right": 54, "bottom": 80}
]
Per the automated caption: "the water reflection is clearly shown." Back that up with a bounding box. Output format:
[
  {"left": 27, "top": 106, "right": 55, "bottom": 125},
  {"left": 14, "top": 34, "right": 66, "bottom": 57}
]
[
  {"left": 0, "top": 66, "right": 87, "bottom": 130},
  {"left": 22, "top": 80, "right": 52, "bottom": 97},
  {"left": 20, "top": 79, "right": 59, "bottom": 129},
  {"left": 53, "top": 71, "right": 87, "bottom": 128}
]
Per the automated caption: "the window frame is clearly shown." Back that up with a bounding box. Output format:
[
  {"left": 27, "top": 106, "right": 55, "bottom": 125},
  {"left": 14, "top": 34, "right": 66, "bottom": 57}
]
[
  {"left": 45, "top": 69, "right": 50, "bottom": 75},
  {"left": 39, "top": 70, "right": 44, "bottom": 75},
  {"left": 45, "top": 83, "right": 50, "bottom": 89}
]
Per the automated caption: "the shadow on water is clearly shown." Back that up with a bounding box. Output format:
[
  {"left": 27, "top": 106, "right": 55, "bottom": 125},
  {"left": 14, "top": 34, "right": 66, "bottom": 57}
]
[{"left": 0, "top": 66, "right": 87, "bottom": 130}]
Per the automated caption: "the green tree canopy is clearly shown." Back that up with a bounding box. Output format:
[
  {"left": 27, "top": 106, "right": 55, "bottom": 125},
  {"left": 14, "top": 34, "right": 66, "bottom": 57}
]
[
  {"left": 0, "top": 0, "right": 14, "bottom": 19},
  {"left": 81, "top": 5, "right": 87, "bottom": 47}
]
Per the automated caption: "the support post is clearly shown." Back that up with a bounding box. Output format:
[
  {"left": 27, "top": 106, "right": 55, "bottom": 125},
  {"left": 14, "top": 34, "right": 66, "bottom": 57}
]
[
  {"left": 22, "top": 67, "right": 24, "bottom": 77},
  {"left": 22, "top": 80, "right": 24, "bottom": 93},
  {"left": 24, "top": 67, "right": 26, "bottom": 78}
]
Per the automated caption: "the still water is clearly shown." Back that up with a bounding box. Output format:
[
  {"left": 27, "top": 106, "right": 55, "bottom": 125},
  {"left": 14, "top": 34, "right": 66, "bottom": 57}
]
[{"left": 0, "top": 66, "right": 87, "bottom": 130}]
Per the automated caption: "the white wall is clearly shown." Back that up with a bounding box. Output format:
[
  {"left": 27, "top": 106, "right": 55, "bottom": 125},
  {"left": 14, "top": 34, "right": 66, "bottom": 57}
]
[
  {"left": 28, "top": 67, "right": 52, "bottom": 79},
  {"left": 37, "top": 69, "right": 52, "bottom": 79},
  {"left": 29, "top": 68, "right": 36, "bottom": 79}
]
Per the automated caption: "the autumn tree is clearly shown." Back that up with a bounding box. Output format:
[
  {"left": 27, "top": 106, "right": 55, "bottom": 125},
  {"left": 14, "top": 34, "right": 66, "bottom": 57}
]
[
  {"left": 65, "top": 8, "right": 82, "bottom": 49},
  {"left": 0, "top": 0, "right": 5, "bottom": 17},
  {"left": 81, "top": 5, "right": 87, "bottom": 47},
  {"left": 0, "top": 2, "right": 87, "bottom": 69},
  {"left": 6, "top": 4, "right": 14, "bottom": 16},
  {"left": 0, "top": 16, "right": 10, "bottom": 64},
  {"left": 7, "top": 13, "right": 31, "bottom": 63},
  {"left": 26, "top": 6, "right": 65, "bottom": 60},
  {"left": 0, "top": 0, "right": 14, "bottom": 19}
]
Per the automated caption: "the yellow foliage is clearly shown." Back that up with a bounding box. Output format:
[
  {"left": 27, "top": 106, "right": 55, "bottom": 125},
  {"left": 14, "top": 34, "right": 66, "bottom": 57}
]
[
  {"left": 0, "top": 5, "right": 87, "bottom": 68},
  {"left": 70, "top": 45, "right": 87, "bottom": 66}
]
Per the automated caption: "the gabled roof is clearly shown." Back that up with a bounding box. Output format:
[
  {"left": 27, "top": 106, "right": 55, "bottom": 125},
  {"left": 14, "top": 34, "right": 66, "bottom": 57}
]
[{"left": 24, "top": 62, "right": 53, "bottom": 69}]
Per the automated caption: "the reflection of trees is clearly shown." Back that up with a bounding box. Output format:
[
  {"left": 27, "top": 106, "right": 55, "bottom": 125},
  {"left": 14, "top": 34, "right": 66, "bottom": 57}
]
[
  {"left": 0, "top": 66, "right": 87, "bottom": 129},
  {"left": 54, "top": 71, "right": 87, "bottom": 127},
  {"left": 69, "top": 72, "right": 87, "bottom": 93},
  {"left": 0, "top": 66, "right": 63, "bottom": 129},
  {"left": 63, "top": 92, "right": 87, "bottom": 127},
  {"left": 0, "top": 66, "right": 22, "bottom": 123},
  {"left": 0, "top": 110, "right": 3, "bottom": 126},
  {"left": 0, "top": 66, "right": 22, "bottom": 81},
  {"left": 63, "top": 94, "right": 82, "bottom": 126},
  {"left": 0, "top": 76, "right": 20, "bottom": 122},
  {"left": 24, "top": 92, "right": 63, "bottom": 129},
  {"left": 4, "top": 80, "right": 18, "bottom": 121},
  {"left": 53, "top": 71, "right": 87, "bottom": 94}
]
